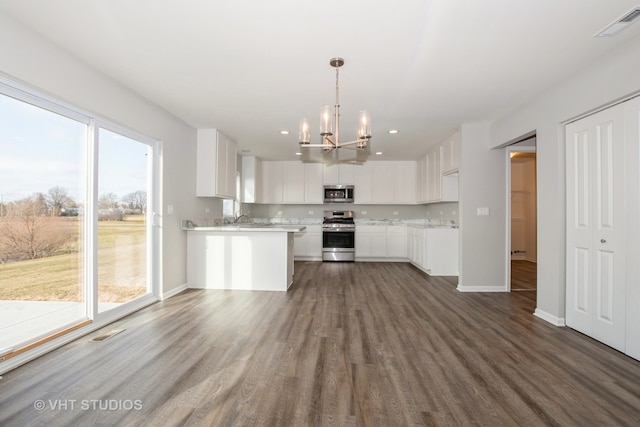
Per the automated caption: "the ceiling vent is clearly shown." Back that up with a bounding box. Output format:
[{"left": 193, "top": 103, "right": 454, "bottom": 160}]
[{"left": 595, "top": 6, "right": 640, "bottom": 37}]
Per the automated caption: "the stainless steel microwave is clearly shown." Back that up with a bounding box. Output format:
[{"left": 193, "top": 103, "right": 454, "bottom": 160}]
[{"left": 324, "top": 185, "right": 354, "bottom": 203}]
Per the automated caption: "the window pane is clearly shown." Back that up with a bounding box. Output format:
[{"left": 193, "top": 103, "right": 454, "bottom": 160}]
[
  {"left": 97, "top": 128, "right": 150, "bottom": 313},
  {"left": 0, "top": 93, "right": 86, "bottom": 350}
]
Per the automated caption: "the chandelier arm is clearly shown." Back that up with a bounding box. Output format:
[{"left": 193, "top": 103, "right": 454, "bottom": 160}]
[
  {"left": 335, "top": 139, "right": 366, "bottom": 148},
  {"left": 300, "top": 143, "right": 336, "bottom": 148},
  {"left": 324, "top": 135, "right": 337, "bottom": 146}
]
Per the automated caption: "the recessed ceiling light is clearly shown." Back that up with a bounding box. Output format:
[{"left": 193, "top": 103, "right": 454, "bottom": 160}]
[
  {"left": 295, "top": 152, "right": 302, "bottom": 156},
  {"left": 280, "top": 130, "right": 290, "bottom": 135},
  {"left": 375, "top": 152, "right": 383, "bottom": 155},
  {"left": 388, "top": 129, "right": 399, "bottom": 134}
]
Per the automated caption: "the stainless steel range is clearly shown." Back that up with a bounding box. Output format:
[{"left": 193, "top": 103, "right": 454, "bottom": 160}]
[{"left": 322, "top": 210, "right": 355, "bottom": 262}]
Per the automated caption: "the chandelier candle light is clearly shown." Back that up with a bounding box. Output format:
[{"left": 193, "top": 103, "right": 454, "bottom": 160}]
[{"left": 299, "top": 57, "right": 371, "bottom": 152}]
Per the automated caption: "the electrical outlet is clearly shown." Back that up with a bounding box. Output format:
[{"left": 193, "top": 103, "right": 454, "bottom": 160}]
[
  {"left": 308, "top": 210, "right": 314, "bottom": 215},
  {"left": 205, "top": 208, "right": 210, "bottom": 214},
  {"left": 167, "top": 204, "right": 174, "bottom": 215},
  {"left": 393, "top": 211, "right": 399, "bottom": 215},
  {"left": 361, "top": 211, "right": 367, "bottom": 215}
]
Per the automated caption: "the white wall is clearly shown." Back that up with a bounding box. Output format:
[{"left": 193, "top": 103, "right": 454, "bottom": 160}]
[
  {"left": 0, "top": 14, "right": 222, "bottom": 296},
  {"left": 489, "top": 33, "right": 640, "bottom": 323}
]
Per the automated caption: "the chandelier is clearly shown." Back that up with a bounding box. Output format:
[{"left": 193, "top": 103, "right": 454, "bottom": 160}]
[{"left": 298, "top": 57, "right": 371, "bottom": 152}]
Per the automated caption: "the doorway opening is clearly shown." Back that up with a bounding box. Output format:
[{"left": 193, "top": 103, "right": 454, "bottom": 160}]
[{"left": 506, "top": 139, "right": 537, "bottom": 294}]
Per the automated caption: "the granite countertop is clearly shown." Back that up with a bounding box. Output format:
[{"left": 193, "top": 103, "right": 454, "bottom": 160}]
[{"left": 184, "top": 224, "right": 306, "bottom": 232}]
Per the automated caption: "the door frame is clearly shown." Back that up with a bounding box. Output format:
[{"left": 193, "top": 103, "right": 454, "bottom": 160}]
[{"left": 504, "top": 144, "right": 536, "bottom": 292}]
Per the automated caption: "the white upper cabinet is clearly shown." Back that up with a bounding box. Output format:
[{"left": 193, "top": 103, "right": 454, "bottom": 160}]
[
  {"left": 323, "top": 163, "right": 355, "bottom": 184},
  {"left": 354, "top": 163, "right": 374, "bottom": 204},
  {"left": 282, "top": 162, "right": 323, "bottom": 204},
  {"left": 241, "top": 156, "right": 261, "bottom": 203},
  {"left": 196, "top": 129, "right": 237, "bottom": 199},
  {"left": 373, "top": 162, "right": 395, "bottom": 203},
  {"left": 304, "top": 163, "right": 324, "bottom": 204},
  {"left": 260, "top": 161, "right": 284, "bottom": 204},
  {"left": 394, "top": 161, "right": 417, "bottom": 204},
  {"left": 441, "top": 131, "right": 460, "bottom": 174},
  {"left": 355, "top": 161, "right": 416, "bottom": 204},
  {"left": 283, "top": 161, "right": 305, "bottom": 203}
]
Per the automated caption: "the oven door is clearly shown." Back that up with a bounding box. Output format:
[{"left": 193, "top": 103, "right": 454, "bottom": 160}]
[{"left": 322, "top": 229, "right": 355, "bottom": 261}]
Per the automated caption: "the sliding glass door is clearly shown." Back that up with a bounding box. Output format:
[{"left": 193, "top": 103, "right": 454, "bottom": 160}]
[
  {"left": 97, "top": 128, "right": 152, "bottom": 313},
  {"left": 0, "top": 80, "right": 158, "bottom": 357}
]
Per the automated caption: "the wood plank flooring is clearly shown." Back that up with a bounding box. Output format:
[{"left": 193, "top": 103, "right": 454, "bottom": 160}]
[
  {"left": 1, "top": 261, "right": 639, "bottom": 426},
  {"left": 511, "top": 260, "right": 537, "bottom": 291}
]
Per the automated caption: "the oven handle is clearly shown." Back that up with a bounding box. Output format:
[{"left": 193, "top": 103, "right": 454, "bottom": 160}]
[{"left": 322, "top": 228, "right": 356, "bottom": 232}]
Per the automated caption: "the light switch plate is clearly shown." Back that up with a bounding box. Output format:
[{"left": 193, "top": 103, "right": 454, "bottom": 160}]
[{"left": 477, "top": 207, "right": 490, "bottom": 216}]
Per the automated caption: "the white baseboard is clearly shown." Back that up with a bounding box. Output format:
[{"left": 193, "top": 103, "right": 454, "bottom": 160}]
[
  {"left": 161, "top": 283, "right": 187, "bottom": 300},
  {"left": 533, "top": 308, "right": 565, "bottom": 326},
  {"left": 457, "top": 285, "right": 507, "bottom": 292}
]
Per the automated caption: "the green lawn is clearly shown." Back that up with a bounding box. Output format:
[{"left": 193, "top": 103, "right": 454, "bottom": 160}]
[{"left": 0, "top": 216, "right": 147, "bottom": 302}]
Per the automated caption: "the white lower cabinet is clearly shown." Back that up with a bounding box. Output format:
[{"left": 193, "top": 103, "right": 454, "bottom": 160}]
[
  {"left": 425, "top": 228, "right": 458, "bottom": 275},
  {"left": 386, "top": 225, "right": 406, "bottom": 258},
  {"left": 356, "top": 225, "right": 387, "bottom": 258},
  {"left": 406, "top": 225, "right": 458, "bottom": 275},
  {"left": 294, "top": 225, "right": 322, "bottom": 260}
]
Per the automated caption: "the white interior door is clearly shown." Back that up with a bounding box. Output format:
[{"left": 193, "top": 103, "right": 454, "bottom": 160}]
[{"left": 566, "top": 102, "right": 626, "bottom": 352}]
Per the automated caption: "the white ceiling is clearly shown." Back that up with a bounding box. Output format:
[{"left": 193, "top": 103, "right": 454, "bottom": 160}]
[{"left": 2, "top": 0, "right": 640, "bottom": 162}]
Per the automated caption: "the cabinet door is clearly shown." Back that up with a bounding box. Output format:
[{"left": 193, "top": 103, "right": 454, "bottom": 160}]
[
  {"left": 283, "top": 161, "right": 305, "bottom": 203},
  {"left": 196, "top": 129, "right": 236, "bottom": 198},
  {"left": 395, "top": 162, "right": 416, "bottom": 204},
  {"left": 416, "top": 156, "right": 427, "bottom": 203},
  {"left": 323, "top": 163, "right": 340, "bottom": 184},
  {"left": 241, "top": 156, "right": 258, "bottom": 203},
  {"left": 355, "top": 229, "right": 371, "bottom": 257},
  {"left": 304, "top": 163, "right": 324, "bottom": 203},
  {"left": 261, "top": 161, "right": 283, "bottom": 204},
  {"left": 225, "top": 136, "right": 237, "bottom": 198},
  {"left": 387, "top": 226, "right": 406, "bottom": 258},
  {"left": 293, "top": 231, "right": 307, "bottom": 257},
  {"left": 306, "top": 226, "right": 323, "bottom": 257},
  {"left": 338, "top": 164, "right": 355, "bottom": 184},
  {"left": 372, "top": 162, "right": 394, "bottom": 204},
  {"left": 427, "top": 147, "right": 442, "bottom": 202},
  {"left": 442, "top": 132, "right": 460, "bottom": 174},
  {"left": 425, "top": 229, "right": 458, "bottom": 275},
  {"left": 354, "top": 163, "right": 373, "bottom": 204},
  {"left": 371, "top": 231, "right": 387, "bottom": 257}
]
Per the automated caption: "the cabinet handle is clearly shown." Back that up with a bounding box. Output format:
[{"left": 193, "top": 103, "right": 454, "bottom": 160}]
[{"left": 600, "top": 239, "right": 606, "bottom": 243}]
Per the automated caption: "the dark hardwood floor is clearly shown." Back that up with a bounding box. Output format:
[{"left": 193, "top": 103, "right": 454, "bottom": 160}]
[
  {"left": 511, "top": 260, "right": 537, "bottom": 291},
  {"left": 1, "top": 261, "right": 639, "bottom": 426}
]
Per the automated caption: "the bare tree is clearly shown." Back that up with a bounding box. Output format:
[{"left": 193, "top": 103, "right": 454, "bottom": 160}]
[
  {"left": 0, "top": 195, "right": 72, "bottom": 262},
  {"left": 99, "top": 193, "right": 120, "bottom": 210},
  {"left": 122, "top": 190, "right": 147, "bottom": 214},
  {"left": 46, "top": 186, "right": 73, "bottom": 216}
]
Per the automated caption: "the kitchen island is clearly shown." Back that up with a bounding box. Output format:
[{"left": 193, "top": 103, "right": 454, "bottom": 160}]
[{"left": 185, "top": 224, "right": 306, "bottom": 292}]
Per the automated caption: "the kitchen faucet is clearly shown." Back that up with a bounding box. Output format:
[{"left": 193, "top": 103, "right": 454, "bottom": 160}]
[{"left": 233, "top": 211, "right": 248, "bottom": 223}]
